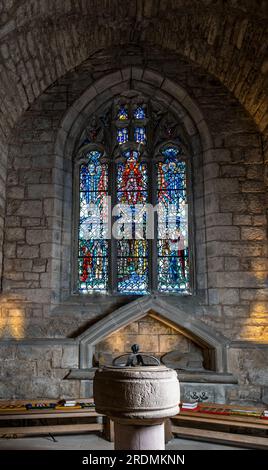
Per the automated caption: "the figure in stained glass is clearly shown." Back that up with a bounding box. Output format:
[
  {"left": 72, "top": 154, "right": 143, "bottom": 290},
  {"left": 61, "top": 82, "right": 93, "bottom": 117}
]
[{"left": 78, "top": 150, "right": 108, "bottom": 293}]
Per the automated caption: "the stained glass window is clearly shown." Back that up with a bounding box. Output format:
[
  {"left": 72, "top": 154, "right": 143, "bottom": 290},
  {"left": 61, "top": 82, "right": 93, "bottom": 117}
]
[
  {"left": 77, "top": 100, "right": 191, "bottom": 295},
  {"left": 134, "top": 127, "right": 146, "bottom": 144},
  {"left": 134, "top": 106, "right": 146, "bottom": 120},
  {"left": 116, "top": 150, "right": 148, "bottom": 294},
  {"left": 117, "top": 127, "right": 128, "bottom": 144},
  {"left": 78, "top": 150, "right": 108, "bottom": 293},
  {"left": 157, "top": 147, "right": 189, "bottom": 292},
  {"left": 117, "top": 106, "right": 128, "bottom": 120}
]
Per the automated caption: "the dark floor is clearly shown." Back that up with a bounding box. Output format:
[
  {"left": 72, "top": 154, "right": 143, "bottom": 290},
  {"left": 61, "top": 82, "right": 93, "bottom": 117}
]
[{"left": 0, "top": 433, "right": 246, "bottom": 450}]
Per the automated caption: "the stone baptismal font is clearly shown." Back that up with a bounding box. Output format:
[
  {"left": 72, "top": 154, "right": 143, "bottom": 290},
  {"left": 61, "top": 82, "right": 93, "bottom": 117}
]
[{"left": 93, "top": 345, "right": 180, "bottom": 450}]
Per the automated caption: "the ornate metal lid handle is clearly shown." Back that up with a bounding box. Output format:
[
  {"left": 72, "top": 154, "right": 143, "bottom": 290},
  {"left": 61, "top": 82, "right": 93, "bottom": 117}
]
[{"left": 112, "top": 344, "right": 161, "bottom": 367}]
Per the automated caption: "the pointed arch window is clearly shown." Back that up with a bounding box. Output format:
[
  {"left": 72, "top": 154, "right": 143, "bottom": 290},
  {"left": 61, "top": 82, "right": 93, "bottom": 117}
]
[{"left": 75, "top": 96, "right": 191, "bottom": 295}]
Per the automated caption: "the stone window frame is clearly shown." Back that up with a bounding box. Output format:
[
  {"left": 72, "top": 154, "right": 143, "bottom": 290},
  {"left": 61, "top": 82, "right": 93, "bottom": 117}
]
[
  {"left": 54, "top": 67, "right": 211, "bottom": 305},
  {"left": 72, "top": 94, "right": 195, "bottom": 297}
]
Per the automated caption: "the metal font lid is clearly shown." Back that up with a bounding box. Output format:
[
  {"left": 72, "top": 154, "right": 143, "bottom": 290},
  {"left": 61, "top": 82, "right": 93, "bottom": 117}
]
[{"left": 112, "top": 344, "right": 160, "bottom": 367}]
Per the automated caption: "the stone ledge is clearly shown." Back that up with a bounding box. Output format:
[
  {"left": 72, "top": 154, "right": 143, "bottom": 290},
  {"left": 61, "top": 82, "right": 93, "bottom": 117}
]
[
  {"left": 0, "top": 338, "right": 77, "bottom": 345},
  {"left": 66, "top": 368, "right": 238, "bottom": 384}
]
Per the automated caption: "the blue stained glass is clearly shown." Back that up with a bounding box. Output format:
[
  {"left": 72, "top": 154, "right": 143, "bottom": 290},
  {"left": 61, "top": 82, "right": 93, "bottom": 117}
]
[
  {"left": 78, "top": 150, "right": 108, "bottom": 293},
  {"left": 161, "top": 147, "right": 180, "bottom": 159},
  {"left": 117, "top": 241, "right": 148, "bottom": 294},
  {"left": 117, "top": 106, "right": 128, "bottom": 120},
  {"left": 117, "top": 127, "right": 128, "bottom": 144},
  {"left": 134, "top": 106, "right": 146, "bottom": 120},
  {"left": 157, "top": 146, "right": 189, "bottom": 293},
  {"left": 134, "top": 127, "right": 146, "bottom": 144}
]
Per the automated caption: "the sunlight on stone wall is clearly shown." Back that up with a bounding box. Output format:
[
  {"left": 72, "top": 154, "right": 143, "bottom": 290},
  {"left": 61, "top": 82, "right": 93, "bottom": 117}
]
[
  {"left": 0, "top": 307, "right": 25, "bottom": 339},
  {"left": 94, "top": 314, "right": 203, "bottom": 366},
  {"left": 240, "top": 302, "right": 268, "bottom": 341}
]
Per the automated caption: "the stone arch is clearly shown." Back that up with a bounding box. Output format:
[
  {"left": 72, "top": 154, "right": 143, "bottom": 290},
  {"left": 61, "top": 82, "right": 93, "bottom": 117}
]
[
  {"left": 78, "top": 296, "right": 229, "bottom": 373},
  {"left": 56, "top": 66, "right": 212, "bottom": 158},
  {"left": 54, "top": 66, "right": 212, "bottom": 301},
  {"left": 0, "top": 3, "right": 267, "bottom": 140}
]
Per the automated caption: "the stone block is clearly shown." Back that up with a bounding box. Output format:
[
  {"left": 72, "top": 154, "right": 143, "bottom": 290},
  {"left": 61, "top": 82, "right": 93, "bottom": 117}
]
[
  {"left": 6, "top": 228, "right": 25, "bottom": 241},
  {"left": 206, "top": 226, "right": 240, "bottom": 241},
  {"left": 203, "top": 163, "right": 219, "bottom": 179},
  {"left": 208, "top": 271, "right": 267, "bottom": 288},
  {"left": 244, "top": 148, "right": 263, "bottom": 163},
  {"left": 233, "top": 215, "right": 252, "bottom": 225},
  {"left": 32, "top": 259, "right": 47, "bottom": 272},
  {"left": 240, "top": 288, "right": 268, "bottom": 301},
  {"left": 44, "top": 198, "right": 62, "bottom": 217},
  {"left": 220, "top": 194, "right": 247, "bottom": 213},
  {"left": 4, "top": 272, "right": 24, "bottom": 281},
  {"left": 205, "top": 193, "right": 220, "bottom": 213},
  {"left": 6, "top": 258, "right": 33, "bottom": 272},
  {"left": 205, "top": 213, "right": 232, "bottom": 227},
  {"left": 21, "top": 217, "right": 42, "bottom": 227},
  {"left": 204, "top": 148, "right": 231, "bottom": 163},
  {"left": 143, "top": 69, "right": 164, "bottom": 87},
  {"left": 241, "top": 227, "right": 267, "bottom": 241},
  {"left": 7, "top": 186, "right": 24, "bottom": 199},
  {"left": 24, "top": 272, "right": 39, "bottom": 281},
  {"left": 120, "top": 321, "right": 139, "bottom": 334},
  {"left": 208, "top": 288, "right": 239, "bottom": 305},
  {"left": 208, "top": 288, "right": 219, "bottom": 304},
  {"left": 17, "top": 244, "right": 39, "bottom": 258},
  {"left": 4, "top": 243, "right": 16, "bottom": 258},
  {"left": 26, "top": 229, "right": 52, "bottom": 244},
  {"left": 241, "top": 180, "right": 264, "bottom": 192},
  {"left": 247, "top": 194, "right": 266, "bottom": 214},
  {"left": 29, "top": 378, "right": 60, "bottom": 399},
  {"left": 138, "top": 317, "right": 172, "bottom": 335},
  {"left": 59, "top": 380, "right": 80, "bottom": 399},
  {"left": 5, "top": 216, "right": 21, "bottom": 228},
  {"left": 61, "top": 345, "right": 79, "bottom": 368},
  {"left": 27, "top": 184, "right": 62, "bottom": 199},
  {"left": 247, "top": 165, "right": 264, "bottom": 180},
  {"left": 159, "top": 335, "right": 190, "bottom": 353},
  {"left": 224, "top": 257, "right": 240, "bottom": 271},
  {"left": 207, "top": 256, "right": 224, "bottom": 272},
  {"left": 206, "top": 178, "right": 240, "bottom": 194},
  {"left": 120, "top": 334, "right": 159, "bottom": 353},
  {"left": 253, "top": 215, "right": 267, "bottom": 226},
  {"left": 220, "top": 165, "right": 246, "bottom": 178},
  {"left": 15, "top": 200, "right": 43, "bottom": 217},
  {"left": 94, "top": 71, "right": 122, "bottom": 94},
  {"left": 223, "top": 305, "right": 249, "bottom": 317},
  {"left": 52, "top": 347, "right": 63, "bottom": 368}
]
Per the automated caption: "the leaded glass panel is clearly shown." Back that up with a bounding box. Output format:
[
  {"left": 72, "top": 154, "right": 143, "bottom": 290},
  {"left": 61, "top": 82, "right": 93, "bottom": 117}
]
[
  {"left": 78, "top": 150, "right": 108, "bottom": 293},
  {"left": 157, "top": 147, "right": 189, "bottom": 292},
  {"left": 116, "top": 150, "right": 148, "bottom": 293}
]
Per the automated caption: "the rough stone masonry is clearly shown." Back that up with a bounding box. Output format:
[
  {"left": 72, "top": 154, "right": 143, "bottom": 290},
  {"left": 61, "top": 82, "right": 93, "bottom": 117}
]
[{"left": 0, "top": 1, "right": 267, "bottom": 405}]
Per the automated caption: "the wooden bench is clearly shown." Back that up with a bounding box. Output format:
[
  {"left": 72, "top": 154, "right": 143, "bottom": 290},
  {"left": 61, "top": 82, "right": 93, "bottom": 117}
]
[
  {"left": 1, "top": 399, "right": 267, "bottom": 449},
  {"left": 171, "top": 403, "right": 268, "bottom": 449},
  {"left": 0, "top": 398, "right": 114, "bottom": 441}
]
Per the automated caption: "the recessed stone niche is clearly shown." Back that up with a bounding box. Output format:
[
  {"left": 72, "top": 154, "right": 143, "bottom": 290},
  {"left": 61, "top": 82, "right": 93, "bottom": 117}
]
[{"left": 93, "top": 314, "right": 204, "bottom": 370}]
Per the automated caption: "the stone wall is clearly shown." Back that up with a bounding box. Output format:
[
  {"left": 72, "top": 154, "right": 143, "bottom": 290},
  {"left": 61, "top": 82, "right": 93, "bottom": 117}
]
[
  {"left": 0, "top": 340, "right": 80, "bottom": 399},
  {"left": 94, "top": 315, "right": 204, "bottom": 367},
  {"left": 0, "top": 45, "right": 267, "bottom": 404},
  {"left": 0, "top": 1, "right": 267, "bottom": 141},
  {"left": 0, "top": 138, "right": 7, "bottom": 284}
]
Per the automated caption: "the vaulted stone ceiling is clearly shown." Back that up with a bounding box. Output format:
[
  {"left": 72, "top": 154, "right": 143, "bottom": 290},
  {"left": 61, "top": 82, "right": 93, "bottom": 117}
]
[{"left": 0, "top": 0, "right": 267, "bottom": 144}]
